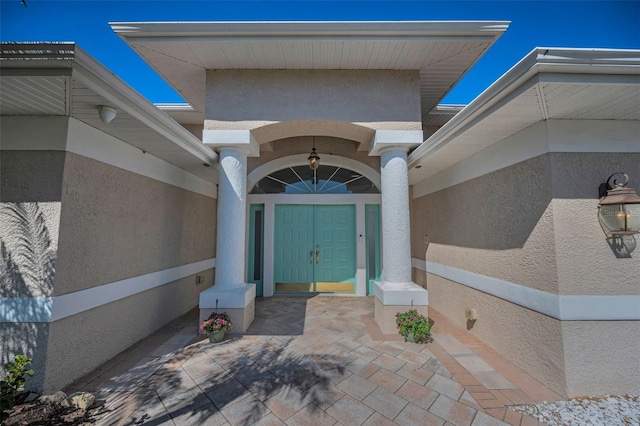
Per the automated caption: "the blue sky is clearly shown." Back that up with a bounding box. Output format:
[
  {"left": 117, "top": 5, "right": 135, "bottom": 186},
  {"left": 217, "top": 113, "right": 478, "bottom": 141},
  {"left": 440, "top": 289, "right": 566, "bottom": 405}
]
[{"left": 1, "top": 1, "right": 639, "bottom": 104}]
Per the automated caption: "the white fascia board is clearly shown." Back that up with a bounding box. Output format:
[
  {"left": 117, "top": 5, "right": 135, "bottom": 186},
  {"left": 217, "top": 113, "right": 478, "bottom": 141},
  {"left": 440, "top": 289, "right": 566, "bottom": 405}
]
[
  {"left": 408, "top": 47, "right": 640, "bottom": 169},
  {"left": 110, "top": 21, "right": 510, "bottom": 40},
  {"left": 71, "top": 46, "right": 217, "bottom": 164},
  {"left": 155, "top": 103, "right": 198, "bottom": 111}
]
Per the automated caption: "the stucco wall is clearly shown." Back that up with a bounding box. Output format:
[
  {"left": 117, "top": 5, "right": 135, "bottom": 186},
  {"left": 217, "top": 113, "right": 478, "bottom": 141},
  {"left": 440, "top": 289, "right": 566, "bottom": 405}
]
[
  {"left": 43, "top": 269, "right": 213, "bottom": 392},
  {"left": 1, "top": 145, "right": 218, "bottom": 392},
  {"left": 411, "top": 151, "right": 640, "bottom": 397},
  {"left": 204, "top": 69, "right": 422, "bottom": 131},
  {"left": 248, "top": 136, "right": 380, "bottom": 177},
  {"left": 549, "top": 153, "right": 640, "bottom": 295},
  {"left": 428, "top": 274, "right": 567, "bottom": 395},
  {"left": 562, "top": 320, "right": 640, "bottom": 396},
  {"left": 1, "top": 151, "right": 63, "bottom": 391},
  {"left": 54, "top": 152, "right": 216, "bottom": 295},
  {"left": 411, "top": 154, "right": 559, "bottom": 294}
]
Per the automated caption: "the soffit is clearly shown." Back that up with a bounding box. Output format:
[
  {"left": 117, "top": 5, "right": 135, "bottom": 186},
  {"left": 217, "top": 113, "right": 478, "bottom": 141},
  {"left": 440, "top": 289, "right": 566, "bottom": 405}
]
[
  {"left": 1, "top": 43, "right": 217, "bottom": 182},
  {"left": 111, "top": 21, "right": 508, "bottom": 123},
  {"left": 408, "top": 48, "right": 640, "bottom": 185}
]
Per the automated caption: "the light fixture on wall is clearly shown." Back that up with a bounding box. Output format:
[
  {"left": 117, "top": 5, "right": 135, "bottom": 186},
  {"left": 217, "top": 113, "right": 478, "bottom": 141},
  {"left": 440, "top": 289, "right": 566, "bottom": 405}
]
[
  {"left": 598, "top": 173, "right": 640, "bottom": 237},
  {"left": 308, "top": 136, "right": 320, "bottom": 170},
  {"left": 97, "top": 105, "right": 117, "bottom": 124}
]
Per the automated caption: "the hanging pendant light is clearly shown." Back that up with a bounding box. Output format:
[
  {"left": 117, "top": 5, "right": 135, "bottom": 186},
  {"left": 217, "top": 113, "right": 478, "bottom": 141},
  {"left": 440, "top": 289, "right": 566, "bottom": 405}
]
[{"left": 308, "top": 136, "right": 320, "bottom": 170}]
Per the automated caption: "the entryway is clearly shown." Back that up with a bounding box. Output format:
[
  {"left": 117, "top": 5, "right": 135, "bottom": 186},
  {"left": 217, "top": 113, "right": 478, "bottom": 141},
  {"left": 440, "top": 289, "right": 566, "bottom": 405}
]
[{"left": 274, "top": 204, "right": 356, "bottom": 294}]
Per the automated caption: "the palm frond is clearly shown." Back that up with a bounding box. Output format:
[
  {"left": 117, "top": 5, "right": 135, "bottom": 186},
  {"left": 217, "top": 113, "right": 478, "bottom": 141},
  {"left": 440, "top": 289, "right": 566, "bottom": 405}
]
[
  {"left": 0, "top": 203, "right": 57, "bottom": 295},
  {"left": 0, "top": 239, "right": 31, "bottom": 297}
]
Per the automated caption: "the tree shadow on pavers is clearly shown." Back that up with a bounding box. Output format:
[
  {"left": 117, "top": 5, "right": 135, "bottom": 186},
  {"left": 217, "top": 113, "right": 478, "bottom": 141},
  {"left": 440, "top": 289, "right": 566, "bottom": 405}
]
[
  {"left": 96, "top": 342, "right": 206, "bottom": 425},
  {"left": 139, "top": 336, "right": 350, "bottom": 425}
]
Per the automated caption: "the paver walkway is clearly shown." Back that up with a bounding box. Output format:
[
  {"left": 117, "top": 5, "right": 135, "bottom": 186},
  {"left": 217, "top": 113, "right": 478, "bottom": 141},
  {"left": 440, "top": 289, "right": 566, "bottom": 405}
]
[{"left": 66, "top": 296, "right": 563, "bottom": 425}]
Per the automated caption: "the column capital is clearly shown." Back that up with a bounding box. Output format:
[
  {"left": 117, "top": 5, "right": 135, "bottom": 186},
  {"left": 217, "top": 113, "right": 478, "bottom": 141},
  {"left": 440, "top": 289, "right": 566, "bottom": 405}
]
[
  {"left": 368, "top": 129, "right": 423, "bottom": 156},
  {"left": 204, "top": 129, "right": 260, "bottom": 157}
]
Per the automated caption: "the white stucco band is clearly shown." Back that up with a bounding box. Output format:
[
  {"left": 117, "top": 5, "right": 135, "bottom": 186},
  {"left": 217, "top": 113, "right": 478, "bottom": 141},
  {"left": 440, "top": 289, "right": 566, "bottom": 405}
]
[{"left": 375, "top": 281, "right": 428, "bottom": 306}]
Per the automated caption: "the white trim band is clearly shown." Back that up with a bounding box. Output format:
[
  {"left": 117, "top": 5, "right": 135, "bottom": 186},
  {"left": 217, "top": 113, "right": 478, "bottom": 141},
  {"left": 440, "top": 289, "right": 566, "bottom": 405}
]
[
  {"left": 0, "top": 117, "right": 217, "bottom": 199},
  {"left": 1, "top": 258, "right": 216, "bottom": 323},
  {"left": 411, "top": 120, "right": 640, "bottom": 199},
  {"left": 413, "top": 259, "right": 640, "bottom": 321}
]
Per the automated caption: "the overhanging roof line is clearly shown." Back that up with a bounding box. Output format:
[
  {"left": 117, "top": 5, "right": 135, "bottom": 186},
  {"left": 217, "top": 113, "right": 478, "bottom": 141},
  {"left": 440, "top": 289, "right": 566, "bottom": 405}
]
[
  {"left": 112, "top": 20, "right": 510, "bottom": 122},
  {"left": 72, "top": 46, "right": 217, "bottom": 163},
  {"left": 408, "top": 47, "right": 640, "bottom": 168},
  {"left": 110, "top": 21, "right": 510, "bottom": 38}
]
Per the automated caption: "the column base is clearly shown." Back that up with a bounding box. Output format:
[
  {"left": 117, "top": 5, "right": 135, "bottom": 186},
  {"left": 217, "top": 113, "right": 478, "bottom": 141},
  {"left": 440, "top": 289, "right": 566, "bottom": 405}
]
[
  {"left": 199, "top": 284, "right": 256, "bottom": 334},
  {"left": 374, "top": 281, "right": 428, "bottom": 335}
]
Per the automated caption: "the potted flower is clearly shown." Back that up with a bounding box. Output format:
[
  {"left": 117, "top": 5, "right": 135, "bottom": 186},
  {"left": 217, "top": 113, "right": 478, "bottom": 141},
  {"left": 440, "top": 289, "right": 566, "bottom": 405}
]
[
  {"left": 201, "top": 312, "right": 232, "bottom": 343},
  {"left": 395, "top": 309, "right": 433, "bottom": 344}
]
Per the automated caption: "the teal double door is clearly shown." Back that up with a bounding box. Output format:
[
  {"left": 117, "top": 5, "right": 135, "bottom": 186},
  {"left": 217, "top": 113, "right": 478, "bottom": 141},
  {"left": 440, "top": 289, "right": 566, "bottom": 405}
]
[{"left": 274, "top": 205, "right": 356, "bottom": 293}]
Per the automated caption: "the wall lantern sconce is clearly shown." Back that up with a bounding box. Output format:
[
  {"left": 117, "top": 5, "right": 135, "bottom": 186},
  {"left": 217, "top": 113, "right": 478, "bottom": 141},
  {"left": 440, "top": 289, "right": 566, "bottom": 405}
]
[
  {"left": 598, "top": 173, "right": 640, "bottom": 237},
  {"left": 97, "top": 105, "right": 117, "bottom": 124},
  {"left": 308, "top": 136, "right": 320, "bottom": 171}
]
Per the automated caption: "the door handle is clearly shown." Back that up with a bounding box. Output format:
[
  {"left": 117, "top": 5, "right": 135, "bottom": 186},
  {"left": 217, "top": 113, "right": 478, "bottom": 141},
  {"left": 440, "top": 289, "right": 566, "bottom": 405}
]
[
  {"left": 316, "top": 250, "right": 320, "bottom": 264},
  {"left": 310, "top": 250, "right": 314, "bottom": 264}
]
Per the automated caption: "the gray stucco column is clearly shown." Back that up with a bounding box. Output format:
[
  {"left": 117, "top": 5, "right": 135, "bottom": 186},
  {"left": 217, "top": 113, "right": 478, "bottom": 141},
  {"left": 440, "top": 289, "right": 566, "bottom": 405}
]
[
  {"left": 380, "top": 148, "right": 413, "bottom": 284},
  {"left": 369, "top": 130, "right": 428, "bottom": 334},
  {"left": 215, "top": 148, "right": 248, "bottom": 287},
  {"left": 200, "top": 130, "right": 259, "bottom": 333}
]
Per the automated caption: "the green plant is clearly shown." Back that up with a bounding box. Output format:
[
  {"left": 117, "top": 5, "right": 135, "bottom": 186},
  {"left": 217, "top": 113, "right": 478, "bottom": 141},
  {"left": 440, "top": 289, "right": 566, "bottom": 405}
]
[
  {"left": 200, "top": 312, "right": 233, "bottom": 334},
  {"left": 395, "top": 309, "right": 432, "bottom": 343},
  {"left": 1, "top": 355, "right": 35, "bottom": 415}
]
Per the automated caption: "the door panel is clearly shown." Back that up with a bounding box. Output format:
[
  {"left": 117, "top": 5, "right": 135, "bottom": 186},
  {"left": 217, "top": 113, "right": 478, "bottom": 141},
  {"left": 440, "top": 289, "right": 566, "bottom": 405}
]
[
  {"left": 274, "top": 205, "right": 314, "bottom": 286},
  {"left": 273, "top": 204, "right": 356, "bottom": 293},
  {"left": 315, "top": 205, "right": 356, "bottom": 287}
]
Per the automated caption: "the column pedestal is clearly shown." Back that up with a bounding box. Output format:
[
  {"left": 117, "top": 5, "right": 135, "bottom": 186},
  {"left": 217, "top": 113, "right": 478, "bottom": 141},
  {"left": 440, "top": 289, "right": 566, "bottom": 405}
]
[
  {"left": 199, "top": 284, "right": 256, "bottom": 333},
  {"left": 374, "top": 281, "right": 428, "bottom": 334}
]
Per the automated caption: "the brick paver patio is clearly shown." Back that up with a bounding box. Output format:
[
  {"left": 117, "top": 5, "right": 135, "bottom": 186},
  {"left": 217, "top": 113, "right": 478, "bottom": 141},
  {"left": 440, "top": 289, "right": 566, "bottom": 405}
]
[{"left": 65, "top": 296, "right": 563, "bottom": 425}]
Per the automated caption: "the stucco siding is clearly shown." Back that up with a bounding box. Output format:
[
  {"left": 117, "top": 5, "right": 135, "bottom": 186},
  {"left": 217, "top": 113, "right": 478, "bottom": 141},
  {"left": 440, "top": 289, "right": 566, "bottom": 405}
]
[
  {"left": 561, "top": 320, "right": 640, "bottom": 396},
  {"left": 1, "top": 145, "right": 217, "bottom": 393},
  {"left": 43, "top": 269, "right": 212, "bottom": 392},
  {"left": 411, "top": 154, "right": 559, "bottom": 294},
  {"left": 204, "top": 69, "right": 422, "bottom": 131},
  {"left": 1, "top": 151, "right": 64, "bottom": 300},
  {"left": 411, "top": 150, "right": 640, "bottom": 397},
  {"left": 0, "top": 323, "right": 50, "bottom": 392},
  {"left": 54, "top": 152, "right": 217, "bottom": 296},
  {"left": 549, "top": 153, "right": 640, "bottom": 295},
  {"left": 428, "top": 274, "right": 568, "bottom": 396}
]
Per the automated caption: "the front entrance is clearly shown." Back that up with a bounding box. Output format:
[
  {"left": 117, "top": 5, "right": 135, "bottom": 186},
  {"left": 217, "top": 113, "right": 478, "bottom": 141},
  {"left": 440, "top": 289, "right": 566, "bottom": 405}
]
[{"left": 274, "top": 204, "right": 356, "bottom": 293}]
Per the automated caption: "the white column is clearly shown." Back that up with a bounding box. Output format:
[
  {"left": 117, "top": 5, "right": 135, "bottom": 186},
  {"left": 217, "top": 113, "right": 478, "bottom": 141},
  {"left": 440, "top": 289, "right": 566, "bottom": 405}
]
[
  {"left": 380, "top": 148, "right": 413, "bottom": 284},
  {"left": 369, "top": 129, "right": 428, "bottom": 334},
  {"left": 199, "top": 130, "right": 259, "bottom": 333},
  {"left": 215, "top": 148, "right": 247, "bottom": 288}
]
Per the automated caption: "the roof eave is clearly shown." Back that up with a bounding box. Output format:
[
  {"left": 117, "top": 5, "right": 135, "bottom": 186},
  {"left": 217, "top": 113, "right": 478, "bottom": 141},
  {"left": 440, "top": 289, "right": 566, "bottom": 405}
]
[
  {"left": 408, "top": 47, "right": 640, "bottom": 168},
  {"left": 71, "top": 46, "right": 217, "bottom": 163},
  {"left": 110, "top": 20, "right": 510, "bottom": 40}
]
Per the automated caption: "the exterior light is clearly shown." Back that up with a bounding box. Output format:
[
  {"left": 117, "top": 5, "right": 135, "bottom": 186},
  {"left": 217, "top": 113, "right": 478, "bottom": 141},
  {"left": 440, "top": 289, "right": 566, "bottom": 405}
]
[
  {"left": 598, "top": 173, "right": 640, "bottom": 237},
  {"left": 308, "top": 136, "right": 320, "bottom": 170},
  {"left": 97, "top": 105, "right": 117, "bottom": 124}
]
